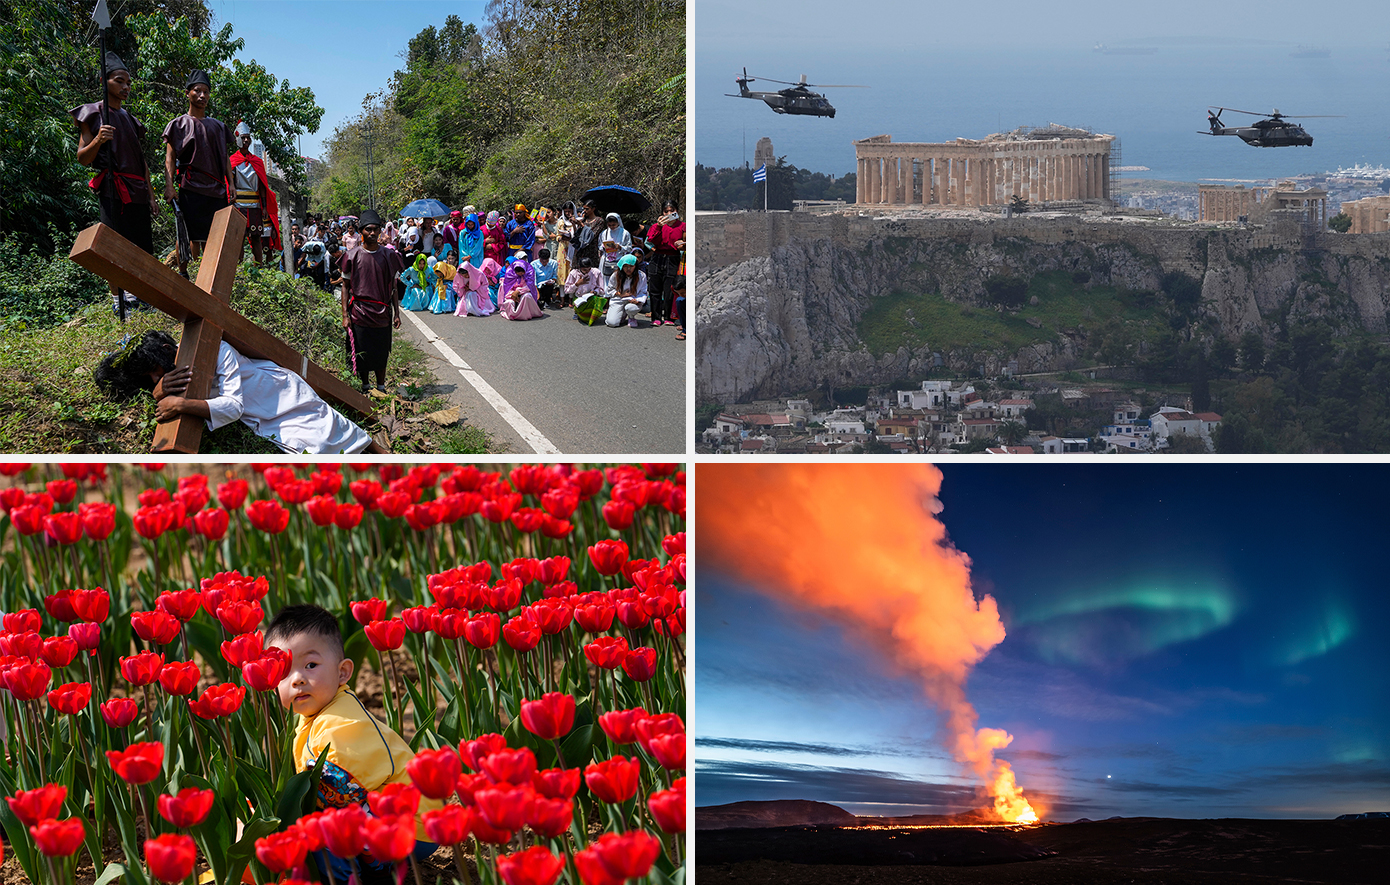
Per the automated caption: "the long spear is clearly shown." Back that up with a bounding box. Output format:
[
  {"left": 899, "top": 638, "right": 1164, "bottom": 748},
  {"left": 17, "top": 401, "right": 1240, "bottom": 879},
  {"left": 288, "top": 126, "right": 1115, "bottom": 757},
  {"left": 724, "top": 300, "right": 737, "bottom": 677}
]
[{"left": 91, "top": 0, "right": 127, "bottom": 323}]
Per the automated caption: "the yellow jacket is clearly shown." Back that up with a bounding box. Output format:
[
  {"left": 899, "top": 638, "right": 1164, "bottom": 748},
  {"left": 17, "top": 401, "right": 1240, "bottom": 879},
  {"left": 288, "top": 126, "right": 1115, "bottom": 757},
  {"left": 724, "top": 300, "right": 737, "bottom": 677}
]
[{"left": 293, "top": 686, "right": 443, "bottom": 839}]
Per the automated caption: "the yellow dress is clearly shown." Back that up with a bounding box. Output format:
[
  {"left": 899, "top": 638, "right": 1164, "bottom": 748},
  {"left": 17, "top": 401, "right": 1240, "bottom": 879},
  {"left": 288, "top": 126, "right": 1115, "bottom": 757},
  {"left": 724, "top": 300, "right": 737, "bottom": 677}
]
[{"left": 293, "top": 686, "right": 443, "bottom": 838}]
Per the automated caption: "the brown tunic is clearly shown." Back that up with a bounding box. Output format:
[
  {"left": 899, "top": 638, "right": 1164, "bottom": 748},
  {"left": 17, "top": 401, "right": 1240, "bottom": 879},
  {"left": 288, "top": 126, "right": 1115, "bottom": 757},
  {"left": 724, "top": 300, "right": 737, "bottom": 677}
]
[
  {"left": 162, "top": 114, "right": 233, "bottom": 197},
  {"left": 342, "top": 245, "right": 405, "bottom": 327},
  {"left": 71, "top": 102, "right": 149, "bottom": 203}
]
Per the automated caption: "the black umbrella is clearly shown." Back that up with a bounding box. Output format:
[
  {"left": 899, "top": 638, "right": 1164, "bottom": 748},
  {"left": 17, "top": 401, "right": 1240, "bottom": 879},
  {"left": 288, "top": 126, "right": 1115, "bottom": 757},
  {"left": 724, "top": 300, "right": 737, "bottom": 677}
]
[{"left": 582, "top": 186, "right": 652, "bottom": 216}]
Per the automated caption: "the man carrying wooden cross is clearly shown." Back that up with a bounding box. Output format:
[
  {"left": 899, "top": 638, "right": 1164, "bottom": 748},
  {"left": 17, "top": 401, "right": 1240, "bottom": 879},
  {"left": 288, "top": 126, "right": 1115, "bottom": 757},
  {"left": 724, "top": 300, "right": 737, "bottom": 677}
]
[{"left": 95, "top": 330, "right": 373, "bottom": 454}]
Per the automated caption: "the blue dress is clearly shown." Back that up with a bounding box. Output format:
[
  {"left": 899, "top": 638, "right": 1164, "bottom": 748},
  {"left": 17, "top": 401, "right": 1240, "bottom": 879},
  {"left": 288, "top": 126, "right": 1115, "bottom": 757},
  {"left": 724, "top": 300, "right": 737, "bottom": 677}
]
[
  {"left": 400, "top": 268, "right": 429, "bottom": 311},
  {"left": 428, "top": 267, "right": 457, "bottom": 314}
]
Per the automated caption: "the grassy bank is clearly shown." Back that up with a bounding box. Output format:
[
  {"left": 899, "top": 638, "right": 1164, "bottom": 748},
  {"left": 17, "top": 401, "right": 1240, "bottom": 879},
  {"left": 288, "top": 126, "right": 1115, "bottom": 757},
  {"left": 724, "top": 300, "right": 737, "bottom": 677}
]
[
  {"left": 858, "top": 270, "right": 1166, "bottom": 358},
  {"left": 0, "top": 258, "right": 493, "bottom": 453}
]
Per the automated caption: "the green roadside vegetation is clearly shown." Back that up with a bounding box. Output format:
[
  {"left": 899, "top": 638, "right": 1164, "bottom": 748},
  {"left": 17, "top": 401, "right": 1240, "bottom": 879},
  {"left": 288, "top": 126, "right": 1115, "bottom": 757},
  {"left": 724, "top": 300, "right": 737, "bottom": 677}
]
[{"left": 0, "top": 260, "right": 493, "bottom": 454}]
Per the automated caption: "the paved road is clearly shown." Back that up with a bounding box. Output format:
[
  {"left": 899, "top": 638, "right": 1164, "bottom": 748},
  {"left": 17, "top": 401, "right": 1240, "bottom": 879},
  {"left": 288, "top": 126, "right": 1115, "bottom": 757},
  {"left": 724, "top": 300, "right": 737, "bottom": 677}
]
[{"left": 397, "top": 303, "right": 686, "bottom": 454}]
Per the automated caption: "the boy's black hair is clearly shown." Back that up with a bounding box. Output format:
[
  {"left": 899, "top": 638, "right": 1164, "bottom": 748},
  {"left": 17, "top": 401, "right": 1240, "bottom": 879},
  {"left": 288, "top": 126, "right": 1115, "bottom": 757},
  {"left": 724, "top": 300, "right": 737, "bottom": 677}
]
[
  {"left": 94, "top": 330, "right": 178, "bottom": 400},
  {"left": 538, "top": 248, "right": 550, "bottom": 261},
  {"left": 265, "top": 603, "right": 344, "bottom": 658},
  {"left": 672, "top": 275, "right": 685, "bottom": 291}
]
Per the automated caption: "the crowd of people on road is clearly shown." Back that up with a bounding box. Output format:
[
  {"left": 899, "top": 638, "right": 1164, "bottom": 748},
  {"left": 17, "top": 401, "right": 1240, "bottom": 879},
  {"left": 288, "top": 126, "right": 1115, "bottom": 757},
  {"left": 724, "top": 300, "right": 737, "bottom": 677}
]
[{"left": 290, "top": 199, "right": 687, "bottom": 339}]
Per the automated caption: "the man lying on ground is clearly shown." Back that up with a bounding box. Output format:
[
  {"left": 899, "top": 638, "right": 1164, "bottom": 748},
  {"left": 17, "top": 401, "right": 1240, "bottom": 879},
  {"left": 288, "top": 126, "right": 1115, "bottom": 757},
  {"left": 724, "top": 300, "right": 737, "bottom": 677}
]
[{"left": 95, "top": 330, "right": 372, "bottom": 454}]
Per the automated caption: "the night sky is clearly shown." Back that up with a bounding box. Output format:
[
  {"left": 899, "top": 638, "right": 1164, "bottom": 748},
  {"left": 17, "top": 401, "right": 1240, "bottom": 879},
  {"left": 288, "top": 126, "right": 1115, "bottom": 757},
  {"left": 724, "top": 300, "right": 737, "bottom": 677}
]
[{"left": 695, "top": 464, "right": 1390, "bottom": 820}]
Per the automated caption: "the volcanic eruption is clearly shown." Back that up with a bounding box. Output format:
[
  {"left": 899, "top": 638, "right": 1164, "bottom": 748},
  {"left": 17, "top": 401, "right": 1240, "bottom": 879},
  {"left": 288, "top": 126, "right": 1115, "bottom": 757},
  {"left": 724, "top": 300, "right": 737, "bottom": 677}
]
[{"left": 700, "top": 464, "right": 1039, "bottom": 824}]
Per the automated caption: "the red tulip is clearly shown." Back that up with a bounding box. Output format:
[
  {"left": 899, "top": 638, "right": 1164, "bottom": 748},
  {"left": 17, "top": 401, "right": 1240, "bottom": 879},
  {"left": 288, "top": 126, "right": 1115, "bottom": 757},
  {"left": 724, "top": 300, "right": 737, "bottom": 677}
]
[
  {"left": 488, "top": 577, "right": 523, "bottom": 612},
  {"left": 584, "top": 636, "right": 629, "bottom": 670},
  {"left": 242, "top": 647, "right": 290, "bottom": 692},
  {"left": 132, "top": 609, "right": 182, "bottom": 646},
  {"left": 10, "top": 503, "right": 48, "bottom": 535},
  {"left": 405, "top": 501, "right": 442, "bottom": 532},
  {"left": 132, "top": 504, "right": 173, "bottom": 539},
  {"left": 588, "top": 539, "right": 629, "bottom": 576},
  {"left": 350, "top": 597, "right": 389, "bottom": 625},
  {"left": 364, "top": 618, "right": 406, "bottom": 651},
  {"left": 138, "top": 487, "right": 170, "bottom": 507},
  {"left": 6, "top": 784, "right": 67, "bottom": 826},
  {"left": 0, "top": 485, "right": 25, "bottom": 512},
  {"left": 318, "top": 803, "right": 366, "bottom": 858},
  {"left": 3, "top": 609, "right": 40, "bottom": 634},
  {"left": 30, "top": 816, "right": 85, "bottom": 857},
  {"left": 362, "top": 813, "right": 416, "bottom": 862},
  {"left": 44, "top": 590, "right": 78, "bottom": 622},
  {"left": 45, "top": 478, "right": 77, "bottom": 503},
  {"left": 601, "top": 499, "right": 635, "bottom": 531},
  {"left": 106, "top": 741, "right": 164, "bottom": 784},
  {"left": 591, "top": 830, "right": 663, "bottom": 880},
  {"left": 220, "top": 632, "right": 264, "bottom": 668},
  {"left": 71, "top": 587, "right": 111, "bottom": 623},
  {"left": 47, "top": 681, "right": 91, "bottom": 714},
  {"left": 472, "top": 816, "right": 517, "bottom": 845},
  {"left": 598, "top": 708, "right": 648, "bottom": 745},
  {"left": 69, "top": 621, "right": 100, "bottom": 652},
  {"left": 476, "top": 784, "right": 536, "bottom": 832},
  {"left": 255, "top": 828, "right": 309, "bottom": 873},
  {"left": 648, "top": 732, "right": 686, "bottom": 770},
  {"left": 408, "top": 747, "right": 463, "bottom": 800},
  {"left": 5, "top": 660, "right": 51, "bottom": 700},
  {"left": 400, "top": 605, "right": 432, "bottom": 633},
  {"left": 78, "top": 501, "right": 117, "bottom": 540},
  {"left": 519, "top": 693, "right": 575, "bottom": 741},
  {"left": 584, "top": 756, "right": 641, "bottom": 804},
  {"left": 273, "top": 478, "right": 313, "bottom": 505},
  {"left": 459, "top": 733, "right": 510, "bottom": 772},
  {"left": 423, "top": 804, "right": 474, "bottom": 845},
  {"left": 245, "top": 499, "right": 289, "bottom": 533},
  {"left": 40, "top": 636, "right": 78, "bottom": 668},
  {"left": 159, "top": 661, "right": 201, "bottom": 696},
  {"left": 479, "top": 747, "right": 538, "bottom": 786},
  {"left": 157, "top": 589, "right": 202, "bottom": 622},
  {"left": 216, "top": 479, "right": 249, "bottom": 511},
  {"left": 367, "top": 782, "right": 421, "bottom": 818},
  {"left": 145, "top": 832, "right": 197, "bottom": 883},
  {"left": 503, "top": 612, "right": 541, "bottom": 653},
  {"left": 634, "top": 712, "right": 685, "bottom": 756},
  {"left": 532, "top": 767, "right": 582, "bottom": 800},
  {"left": 527, "top": 796, "right": 573, "bottom": 838},
  {"left": 44, "top": 511, "right": 84, "bottom": 545},
  {"left": 157, "top": 787, "right": 215, "bottom": 827},
  {"left": 510, "top": 507, "right": 544, "bottom": 534},
  {"left": 120, "top": 651, "right": 164, "bottom": 687},
  {"left": 349, "top": 479, "right": 383, "bottom": 509},
  {"left": 377, "top": 490, "right": 411, "bottom": 519},
  {"left": 574, "top": 597, "right": 615, "bottom": 634},
  {"left": 648, "top": 778, "right": 685, "bottom": 833},
  {"left": 304, "top": 494, "right": 338, "bottom": 527},
  {"left": 455, "top": 772, "right": 491, "bottom": 807},
  {"left": 465, "top": 612, "right": 501, "bottom": 649},
  {"left": 217, "top": 600, "right": 264, "bottom": 635},
  {"left": 100, "top": 697, "right": 139, "bottom": 727},
  {"left": 188, "top": 682, "right": 246, "bottom": 719},
  {"left": 662, "top": 531, "right": 686, "bottom": 556},
  {"left": 621, "top": 647, "right": 658, "bottom": 682},
  {"left": 480, "top": 493, "right": 521, "bottom": 523},
  {"left": 574, "top": 846, "right": 622, "bottom": 885},
  {"left": 332, "top": 502, "right": 364, "bottom": 529},
  {"left": 497, "top": 845, "right": 565, "bottom": 885},
  {"left": 431, "top": 607, "right": 468, "bottom": 640},
  {"left": 192, "top": 507, "right": 230, "bottom": 540}
]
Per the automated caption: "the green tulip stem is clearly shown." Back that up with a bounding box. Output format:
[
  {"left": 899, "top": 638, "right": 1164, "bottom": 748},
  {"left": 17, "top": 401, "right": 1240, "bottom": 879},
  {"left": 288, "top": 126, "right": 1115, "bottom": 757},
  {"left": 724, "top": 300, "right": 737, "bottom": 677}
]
[
  {"left": 387, "top": 647, "right": 405, "bottom": 732},
  {"left": 549, "top": 738, "right": 567, "bottom": 770},
  {"left": 453, "top": 841, "right": 473, "bottom": 885}
]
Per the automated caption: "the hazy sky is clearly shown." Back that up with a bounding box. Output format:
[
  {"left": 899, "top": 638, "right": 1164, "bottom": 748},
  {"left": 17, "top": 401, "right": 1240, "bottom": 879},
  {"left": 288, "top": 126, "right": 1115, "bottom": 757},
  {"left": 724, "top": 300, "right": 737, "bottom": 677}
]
[
  {"left": 696, "top": 0, "right": 1390, "bottom": 51},
  {"left": 696, "top": 464, "right": 1390, "bottom": 820},
  {"left": 207, "top": 0, "right": 488, "bottom": 160}
]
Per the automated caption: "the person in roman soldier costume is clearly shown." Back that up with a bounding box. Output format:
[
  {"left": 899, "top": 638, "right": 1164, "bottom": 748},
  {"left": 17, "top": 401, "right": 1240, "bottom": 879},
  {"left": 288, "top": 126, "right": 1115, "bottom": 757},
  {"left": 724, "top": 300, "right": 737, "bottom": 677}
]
[
  {"left": 228, "top": 120, "right": 282, "bottom": 265},
  {"left": 72, "top": 50, "right": 158, "bottom": 315}
]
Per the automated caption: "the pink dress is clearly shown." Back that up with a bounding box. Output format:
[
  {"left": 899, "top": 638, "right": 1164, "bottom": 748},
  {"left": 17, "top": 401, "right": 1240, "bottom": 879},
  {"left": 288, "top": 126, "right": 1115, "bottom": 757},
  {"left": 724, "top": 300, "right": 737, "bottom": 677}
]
[
  {"left": 453, "top": 260, "right": 494, "bottom": 317},
  {"left": 500, "top": 284, "right": 543, "bottom": 320}
]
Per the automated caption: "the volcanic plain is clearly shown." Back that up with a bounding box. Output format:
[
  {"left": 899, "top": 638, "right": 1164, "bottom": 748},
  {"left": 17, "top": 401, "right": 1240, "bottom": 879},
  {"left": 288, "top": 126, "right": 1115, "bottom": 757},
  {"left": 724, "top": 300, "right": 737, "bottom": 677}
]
[{"left": 696, "top": 801, "right": 1390, "bottom": 884}]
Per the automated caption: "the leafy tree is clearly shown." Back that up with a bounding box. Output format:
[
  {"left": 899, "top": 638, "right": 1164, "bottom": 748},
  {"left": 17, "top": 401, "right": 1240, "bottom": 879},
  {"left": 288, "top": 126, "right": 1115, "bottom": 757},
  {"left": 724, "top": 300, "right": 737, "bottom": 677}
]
[
  {"left": 1239, "top": 329, "right": 1265, "bottom": 373},
  {"left": 1327, "top": 212, "right": 1352, "bottom": 233},
  {"left": 1162, "top": 434, "right": 1208, "bottom": 453},
  {"left": 1009, "top": 195, "right": 1029, "bottom": 213},
  {"left": 1210, "top": 335, "right": 1237, "bottom": 375},
  {"left": 1000, "top": 420, "right": 1027, "bottom": 445},
  {"left": 984, "top": 276, "right": 1029, "bottom": 308}
]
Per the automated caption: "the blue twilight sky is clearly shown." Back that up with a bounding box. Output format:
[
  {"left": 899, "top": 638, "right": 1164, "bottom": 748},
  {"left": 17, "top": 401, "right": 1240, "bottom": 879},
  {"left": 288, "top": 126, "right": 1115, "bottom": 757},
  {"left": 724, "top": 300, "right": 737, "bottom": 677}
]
[
  {"left": 695, "top": 464, "right": 1390, "bottom": 820},
  {"left": 205, "top": 0, "right": 488, "bottom": 159}
]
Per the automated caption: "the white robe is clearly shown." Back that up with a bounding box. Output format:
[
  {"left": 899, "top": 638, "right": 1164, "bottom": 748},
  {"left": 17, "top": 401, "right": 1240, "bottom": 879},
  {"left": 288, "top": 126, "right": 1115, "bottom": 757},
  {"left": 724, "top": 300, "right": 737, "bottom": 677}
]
[{"left": 204, "top": 341, "right": 371, "bottom": 454}]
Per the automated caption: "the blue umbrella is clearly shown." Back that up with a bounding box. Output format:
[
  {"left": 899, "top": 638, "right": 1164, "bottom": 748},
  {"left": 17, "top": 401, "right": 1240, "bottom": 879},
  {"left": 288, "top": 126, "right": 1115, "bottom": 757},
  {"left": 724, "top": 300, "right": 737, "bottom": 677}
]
[{"left": 399, "top": 198, "right": 451, "bottom": 219}]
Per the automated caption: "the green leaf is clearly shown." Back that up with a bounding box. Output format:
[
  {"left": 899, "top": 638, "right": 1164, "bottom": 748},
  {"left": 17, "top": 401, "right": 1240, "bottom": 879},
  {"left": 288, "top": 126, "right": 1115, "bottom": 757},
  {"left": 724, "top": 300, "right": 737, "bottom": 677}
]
[
  {"left": 94, "top": 863, "right": 131, "bottom": 885},
  {"left": 226, "top": 815, "right": 282, "bottom": 884},
  {"left": 276, "top": 744, "right": 330, "bottom": 827}
]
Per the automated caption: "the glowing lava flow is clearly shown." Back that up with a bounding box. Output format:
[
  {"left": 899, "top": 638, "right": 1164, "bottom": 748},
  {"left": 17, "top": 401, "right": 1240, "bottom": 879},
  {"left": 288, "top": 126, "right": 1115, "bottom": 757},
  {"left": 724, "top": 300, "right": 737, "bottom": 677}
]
[{"left": 991, "top": 760, "right": 1039, "bottom": 824}]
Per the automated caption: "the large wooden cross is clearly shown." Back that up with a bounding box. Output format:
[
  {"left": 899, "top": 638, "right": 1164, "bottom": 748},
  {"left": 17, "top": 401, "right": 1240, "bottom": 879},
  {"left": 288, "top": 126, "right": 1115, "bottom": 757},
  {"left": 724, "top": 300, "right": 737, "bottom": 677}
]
[{"left": 70, "top": 206, "right": 380, "bottom": 453}]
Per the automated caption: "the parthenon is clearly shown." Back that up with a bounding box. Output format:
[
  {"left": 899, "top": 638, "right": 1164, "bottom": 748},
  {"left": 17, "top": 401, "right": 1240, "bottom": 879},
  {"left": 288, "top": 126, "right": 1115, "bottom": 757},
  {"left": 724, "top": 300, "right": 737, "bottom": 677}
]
[{"left": 854, "top": 126, "right": 1115, "bottom": 208}]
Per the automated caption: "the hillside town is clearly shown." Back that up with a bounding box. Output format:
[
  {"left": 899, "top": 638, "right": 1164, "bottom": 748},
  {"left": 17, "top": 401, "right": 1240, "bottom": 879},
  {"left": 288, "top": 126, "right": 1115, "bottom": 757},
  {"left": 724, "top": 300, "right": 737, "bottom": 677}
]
[{"left": 699, "top": 380, "right": 1221, "bottom": 454}]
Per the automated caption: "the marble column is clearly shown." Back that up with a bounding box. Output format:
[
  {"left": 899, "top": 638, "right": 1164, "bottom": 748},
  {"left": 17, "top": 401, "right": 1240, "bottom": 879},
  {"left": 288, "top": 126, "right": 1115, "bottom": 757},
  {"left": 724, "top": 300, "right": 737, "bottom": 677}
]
[{"left": 856, "top": 157, "right": 865, "bottom": 203}]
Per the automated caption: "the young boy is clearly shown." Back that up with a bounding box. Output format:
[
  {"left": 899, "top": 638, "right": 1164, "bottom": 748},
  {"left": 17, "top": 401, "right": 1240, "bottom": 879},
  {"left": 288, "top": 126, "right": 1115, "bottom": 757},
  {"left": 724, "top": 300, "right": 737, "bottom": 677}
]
[
  {"left": 266, "top": 604, "right": 439, "bottom": 880},
  {"left": 163, "top": 70, "right": 235, "bottom": 277},
  {"left": 530, "top": 247, "right": 559, "bottom": 308}
]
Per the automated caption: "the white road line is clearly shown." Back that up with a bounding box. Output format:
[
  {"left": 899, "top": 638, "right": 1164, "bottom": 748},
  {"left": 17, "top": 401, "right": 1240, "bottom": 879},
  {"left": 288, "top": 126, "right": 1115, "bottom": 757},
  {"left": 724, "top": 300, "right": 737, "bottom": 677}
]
[{"left": 400, "top": 310, "right": 562, "bottom": 454}]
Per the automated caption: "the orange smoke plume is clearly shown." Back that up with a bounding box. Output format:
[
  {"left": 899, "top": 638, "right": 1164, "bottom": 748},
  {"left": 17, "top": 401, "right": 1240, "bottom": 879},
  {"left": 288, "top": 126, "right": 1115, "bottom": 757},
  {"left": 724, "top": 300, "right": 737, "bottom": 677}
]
[{"left": 699, "top": 463, "right": 1038, "bottom": 823}]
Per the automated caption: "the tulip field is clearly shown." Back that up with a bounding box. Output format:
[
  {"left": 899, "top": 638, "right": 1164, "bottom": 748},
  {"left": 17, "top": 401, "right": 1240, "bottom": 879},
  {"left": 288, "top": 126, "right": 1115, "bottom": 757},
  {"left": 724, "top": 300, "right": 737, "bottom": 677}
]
[{"left": 0, "top": 462, "right": 686, "bottom": 885}]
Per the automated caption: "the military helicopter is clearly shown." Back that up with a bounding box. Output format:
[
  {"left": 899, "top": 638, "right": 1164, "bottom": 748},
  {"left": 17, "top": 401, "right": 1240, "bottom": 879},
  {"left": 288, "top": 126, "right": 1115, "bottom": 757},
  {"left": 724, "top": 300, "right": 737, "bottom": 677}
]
[
  {"left": 726, "top": 68, "right": 866, "bottom": 118},
  {"left": 1201, "top": 107, "right": 1339, "bottom": 147}
]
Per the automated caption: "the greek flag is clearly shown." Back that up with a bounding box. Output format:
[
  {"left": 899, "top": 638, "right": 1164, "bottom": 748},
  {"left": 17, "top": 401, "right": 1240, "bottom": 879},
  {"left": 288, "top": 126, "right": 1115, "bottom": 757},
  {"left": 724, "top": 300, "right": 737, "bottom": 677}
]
[{"left": 752, "top": 164, "right": 767, "bottom": 183}]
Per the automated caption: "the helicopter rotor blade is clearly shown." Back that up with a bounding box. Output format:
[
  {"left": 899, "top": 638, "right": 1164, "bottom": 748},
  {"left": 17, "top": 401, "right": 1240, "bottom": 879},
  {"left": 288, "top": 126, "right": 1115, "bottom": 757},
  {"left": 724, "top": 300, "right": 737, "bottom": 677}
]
[
  {"left": 802, "top": 83, "right": 869, "bottom": 88},
  {"left": 1213, "top": 107, "right": 1267, "bottom": 117}
]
